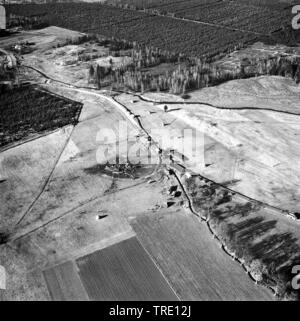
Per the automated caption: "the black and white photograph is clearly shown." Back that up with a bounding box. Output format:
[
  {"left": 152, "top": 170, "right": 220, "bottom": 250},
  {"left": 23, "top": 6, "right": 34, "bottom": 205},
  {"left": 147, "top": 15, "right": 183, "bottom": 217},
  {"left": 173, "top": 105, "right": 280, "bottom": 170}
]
[{"left": 0, "top": 0, "right": 300, "bottom": 308}]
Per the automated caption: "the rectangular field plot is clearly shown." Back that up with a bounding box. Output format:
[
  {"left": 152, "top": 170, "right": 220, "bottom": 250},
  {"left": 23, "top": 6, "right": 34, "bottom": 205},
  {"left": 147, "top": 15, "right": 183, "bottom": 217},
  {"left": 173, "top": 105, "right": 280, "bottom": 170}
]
[
  {"left": 43, "top": 261, "right": 89, "bottom": 301},
  {"left": 76, "top": 237, "right": 177, "bottom": 301}
]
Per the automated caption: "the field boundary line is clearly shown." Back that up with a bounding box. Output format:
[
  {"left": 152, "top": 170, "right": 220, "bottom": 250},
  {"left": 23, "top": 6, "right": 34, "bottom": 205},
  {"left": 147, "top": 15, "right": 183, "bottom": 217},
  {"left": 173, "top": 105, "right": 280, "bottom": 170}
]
[
  {"left": 134, "top": 233, "right": 181, "bottom": 301},
  {"left": 39, "top": 230, "right": 136, "bottom": 273},
  {"left": 0, "top": 127, "right": 62, "bottom": 154}
]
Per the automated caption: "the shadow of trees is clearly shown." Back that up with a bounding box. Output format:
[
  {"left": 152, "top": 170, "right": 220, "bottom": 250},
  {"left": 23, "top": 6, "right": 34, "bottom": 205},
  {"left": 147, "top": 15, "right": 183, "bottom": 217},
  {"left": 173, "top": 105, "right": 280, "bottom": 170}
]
[
  {"left": 186, "top": 176, "right": 300, "bottom": 300},
  {"left": 226, "top": 216, "right": 300, "bottom": 300}
]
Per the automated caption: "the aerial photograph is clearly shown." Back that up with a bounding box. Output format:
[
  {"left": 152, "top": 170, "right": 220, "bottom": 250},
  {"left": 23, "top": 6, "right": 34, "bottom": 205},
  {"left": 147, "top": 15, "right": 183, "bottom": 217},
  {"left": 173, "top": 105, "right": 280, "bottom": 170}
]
[{"left": 0, "top": 0, "right": 300, "bottom": 306}]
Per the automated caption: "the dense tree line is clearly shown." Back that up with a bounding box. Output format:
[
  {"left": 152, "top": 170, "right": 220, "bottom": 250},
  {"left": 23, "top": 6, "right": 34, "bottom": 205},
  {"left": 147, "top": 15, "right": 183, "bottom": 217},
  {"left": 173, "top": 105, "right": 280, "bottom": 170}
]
[{"left": 89, "top": 40, "right": 300, "bottom": 94}]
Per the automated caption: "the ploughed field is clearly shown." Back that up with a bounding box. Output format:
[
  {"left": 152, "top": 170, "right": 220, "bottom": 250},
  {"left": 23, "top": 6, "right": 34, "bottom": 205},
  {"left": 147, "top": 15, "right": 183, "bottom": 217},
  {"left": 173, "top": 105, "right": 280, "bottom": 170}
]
[
  {"left": 5, "top": 2, "right": 292, "bottom": 58},
  {"left": 44, "top": 237, "right": 177, "bottom": 301}
]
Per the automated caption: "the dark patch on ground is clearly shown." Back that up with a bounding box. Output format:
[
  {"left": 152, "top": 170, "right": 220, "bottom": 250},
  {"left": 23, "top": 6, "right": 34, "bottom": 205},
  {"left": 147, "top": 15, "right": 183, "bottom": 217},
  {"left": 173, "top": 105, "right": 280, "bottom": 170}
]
[
  {"left": 84, "top": 162, "right": 156, "bottom": 179},
  {"left": 0, "top": 232, "right": 10, "bottom": 244}
]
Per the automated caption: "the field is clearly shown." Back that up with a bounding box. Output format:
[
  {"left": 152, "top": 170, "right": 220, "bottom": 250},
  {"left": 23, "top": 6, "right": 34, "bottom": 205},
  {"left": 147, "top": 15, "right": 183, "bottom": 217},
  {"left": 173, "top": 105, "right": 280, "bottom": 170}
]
[
  {"left": 184, "top": 175, "right": 300, "bottom": 299},
  {"left": 160, "top": 2, "right": 291, "bottom": 34},
  {"left": 43, "top": 237, "right": 177, "bottom": 301},
  {"left": 5, "top": 3, "right": 258, "bottom": 58},
  {"left": 104, "top": 0, "right": 296, "bottom": 10},
  {"left": 0, "top": 86, "right": 82, "bottom": 148},
  {"left": 104, "top": 0, "right": 220, "bottom": 9},
  {"left": 130, "top": 210, "right": 274, "bottom": 300},
  {"left": 76, "top": 237, "right": 177, "bottom": 300},
  {"left": 6, "top": 2, "right": 297, "bottom": 59},
  {"left": 104, "top": 0, "right": 293, "bottom": 34},
  {"left": 43, "top": 261, "right": 89, "bottom": 301},
  {"left": 1, "top": 2, "right": 300, "bottom": 302},
  {"left": 115, "top": 74, "right": 300, "bottom": 299}
]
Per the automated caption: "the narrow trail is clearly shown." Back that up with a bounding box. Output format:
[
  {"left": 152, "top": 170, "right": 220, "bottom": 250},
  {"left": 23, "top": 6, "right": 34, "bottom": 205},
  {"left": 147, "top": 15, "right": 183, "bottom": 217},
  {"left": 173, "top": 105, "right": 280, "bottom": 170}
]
[{"left": 13, "top": 126, "right": 76, "bottom": 229}]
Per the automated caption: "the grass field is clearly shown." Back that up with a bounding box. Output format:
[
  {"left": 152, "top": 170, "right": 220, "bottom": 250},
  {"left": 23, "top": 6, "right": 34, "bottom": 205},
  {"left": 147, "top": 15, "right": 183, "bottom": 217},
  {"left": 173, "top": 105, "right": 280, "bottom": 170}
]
[{"left": 0, "top": 86, "right": 82, "bottom": 148}]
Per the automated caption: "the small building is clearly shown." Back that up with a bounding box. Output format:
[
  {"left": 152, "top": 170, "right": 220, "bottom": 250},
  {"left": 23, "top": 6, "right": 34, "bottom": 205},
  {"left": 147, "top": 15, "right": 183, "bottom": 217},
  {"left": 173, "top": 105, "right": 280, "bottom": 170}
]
[{"left": 0, "top": 5, "right": 5, "bottom": 31}]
